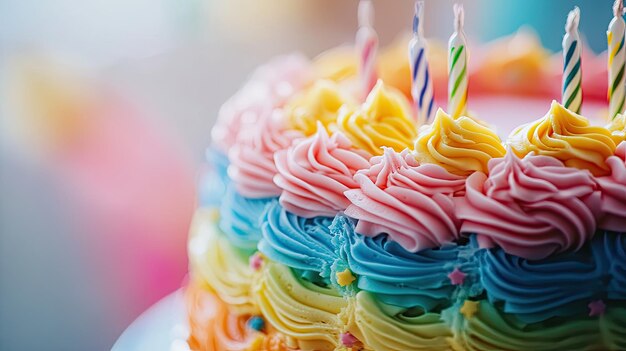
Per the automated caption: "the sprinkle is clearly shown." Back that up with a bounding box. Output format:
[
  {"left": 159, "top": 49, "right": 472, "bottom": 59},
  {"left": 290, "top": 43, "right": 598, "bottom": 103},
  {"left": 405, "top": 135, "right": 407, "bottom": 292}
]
[
  {"left": 249, "top": 253, "right": 263, "bottom": 271},
  {"left": 340, "top": 332, "right": 359, "bottom": 347},
  {"left": 588, "top": 299, "right": 606, "bottom": 317},
  {"left": 336, "top": 269, "right": 356, "bottom": 287},
  {"left": 448, "top": 267, "right": 467, "bottom": 285},
  {"left": 247, "top": 316, "right": 265, "bottom": 332},
  {"left": 460, "top": 300, "right": 479, "bottom": 319}
]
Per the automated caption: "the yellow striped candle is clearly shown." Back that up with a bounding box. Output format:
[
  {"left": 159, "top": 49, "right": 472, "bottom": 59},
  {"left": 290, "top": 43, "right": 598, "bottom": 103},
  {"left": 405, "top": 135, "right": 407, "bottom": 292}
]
[
  {"left": 562, "top": 7, "right": 582, "bottom": 113},
  {"left": 448, "top": 4, "right": 468, "bottom": 119},
  {"left": 608, "top": 0, "right": 626, "bottom": 119}
]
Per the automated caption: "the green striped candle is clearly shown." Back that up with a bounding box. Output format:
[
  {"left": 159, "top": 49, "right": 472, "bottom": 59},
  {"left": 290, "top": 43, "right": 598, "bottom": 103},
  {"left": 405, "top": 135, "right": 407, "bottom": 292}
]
[
  {"left": 562, "top": 7, "right": 582, "bottom": 114},
  {"left": 448, "top": 4, "right": 468, "bottom": 119}
]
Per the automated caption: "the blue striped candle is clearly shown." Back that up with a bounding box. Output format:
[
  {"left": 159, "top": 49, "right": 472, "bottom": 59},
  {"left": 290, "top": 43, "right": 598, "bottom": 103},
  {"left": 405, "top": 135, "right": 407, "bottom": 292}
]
[{"left": 408, "top": 1, "right": 435, "bottom": 124}]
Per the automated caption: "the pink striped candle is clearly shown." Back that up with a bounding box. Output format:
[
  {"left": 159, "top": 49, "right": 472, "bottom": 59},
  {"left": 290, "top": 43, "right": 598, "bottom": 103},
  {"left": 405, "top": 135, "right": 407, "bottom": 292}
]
[{"left": 356, "top": 0, "right": 379, "bottom": 99}]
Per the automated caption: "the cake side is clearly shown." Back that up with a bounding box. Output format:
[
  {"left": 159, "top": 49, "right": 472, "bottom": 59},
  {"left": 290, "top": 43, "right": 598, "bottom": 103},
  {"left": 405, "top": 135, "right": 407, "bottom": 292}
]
[{"left": 186, "top": 49, "right": 626, "bottom": 351}]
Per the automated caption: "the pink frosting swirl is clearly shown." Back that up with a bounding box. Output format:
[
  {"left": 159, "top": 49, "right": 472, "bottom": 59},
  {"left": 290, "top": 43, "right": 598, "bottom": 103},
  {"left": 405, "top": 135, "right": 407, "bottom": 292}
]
[
  {"left": 211, "top": 83, "right": 271, "bottom": 154},
  {"left": 249, "top": 53, "right": 312, "bottom": 106},
  {"left": 344, "top": 148, "right": 466, "bottom": 252},
  {"left": 228, "top": 110, "right": 303, "bottom": 198},
  {"left": 457, "top": 151, "right": 601, "bottom": 260},
  {"left": 211, "top": 54, "right": 311, "bottom": 153},
  {"left": 274, "top": 123, "right": 371, "bottom": 218},
  {"left": 597, "top": 142, "right": 626, "bottom": 231}
]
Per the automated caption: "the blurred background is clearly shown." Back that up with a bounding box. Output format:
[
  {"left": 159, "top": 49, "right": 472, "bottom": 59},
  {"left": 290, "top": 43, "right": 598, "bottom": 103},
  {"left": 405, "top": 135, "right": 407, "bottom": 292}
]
[{"left": 0, "top": 0, "right": 616, "bottom": 350}]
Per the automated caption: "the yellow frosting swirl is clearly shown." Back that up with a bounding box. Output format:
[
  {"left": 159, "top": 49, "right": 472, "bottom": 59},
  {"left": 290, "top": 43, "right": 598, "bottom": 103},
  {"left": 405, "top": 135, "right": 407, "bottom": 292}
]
[
  {"left": 337, "top": 81, "right": 417, "bottom": 156},
  {"left": 187, "top": 209, "right": 258, "bottom": 315},
  {"left": 508, "top": 100, "right": 618, "bottom": 176},
  {"left": 607, "top": 113, "right": 626, "bottom": 142},
  {"left": 252, "top": 262, "right": 349, "bottom": 351},
  {"left": 350, "top": 292, "right": 455, "bottom": 351},
  {"left": 414, "top": 108, "right": 506, "bottom": 176},
  {"left": 286, "top": 80, "right": 352, "bottom": 136}
]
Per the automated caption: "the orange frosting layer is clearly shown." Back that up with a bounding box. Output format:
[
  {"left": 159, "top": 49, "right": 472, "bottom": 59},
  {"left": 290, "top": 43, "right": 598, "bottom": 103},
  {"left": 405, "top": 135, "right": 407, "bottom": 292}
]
[{"left": 186, "top": 283, "right": 290, "bottom": 351}]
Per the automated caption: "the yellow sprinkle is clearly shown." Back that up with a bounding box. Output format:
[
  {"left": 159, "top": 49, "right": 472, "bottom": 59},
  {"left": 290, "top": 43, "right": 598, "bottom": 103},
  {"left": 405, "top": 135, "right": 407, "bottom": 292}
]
[
  {"left": 336, "top": 269, "right": 356, "bottom": 287},
  {"left": 460, "top": 300, "right": 479, "bottom": 319}
]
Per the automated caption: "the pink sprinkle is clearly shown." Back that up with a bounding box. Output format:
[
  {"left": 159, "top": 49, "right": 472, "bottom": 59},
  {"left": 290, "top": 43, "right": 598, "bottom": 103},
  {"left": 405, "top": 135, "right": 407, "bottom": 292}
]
[
  {"left": 249, "top": 253, "right": 263, "bottom": 271},
  {"left": 340, "top": 332, "right": 359, "bottom": 347},
  {"left": 448, "top": 267, "right": 467, "bottom": 285},
  {"left": 588, "top": 299, "right": 606, "bottom": 317}
]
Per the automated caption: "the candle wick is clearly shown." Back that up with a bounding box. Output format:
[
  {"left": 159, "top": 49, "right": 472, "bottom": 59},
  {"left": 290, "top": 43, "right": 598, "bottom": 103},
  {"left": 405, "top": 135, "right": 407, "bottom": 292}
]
[
  {"left": 565, "top": 7, "right": 580, "bottom": 34},
  {"left": 614, "top": 0, "right": 624, "bottom": 18},
  {"left": 413, "top": 1, "right": 425, "bottom": 37},
  {"left": 358, "top": 0, "right": 374, "bottom": 28},
  {"left": 453, "top": 3, "right": 464, "bottom": 32}
]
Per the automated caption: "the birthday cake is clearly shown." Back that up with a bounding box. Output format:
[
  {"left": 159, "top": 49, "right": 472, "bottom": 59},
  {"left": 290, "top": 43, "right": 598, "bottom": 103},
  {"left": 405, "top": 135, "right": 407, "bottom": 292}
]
[{"left": 184, "top": 2, "right": 626, "bottom": 350}]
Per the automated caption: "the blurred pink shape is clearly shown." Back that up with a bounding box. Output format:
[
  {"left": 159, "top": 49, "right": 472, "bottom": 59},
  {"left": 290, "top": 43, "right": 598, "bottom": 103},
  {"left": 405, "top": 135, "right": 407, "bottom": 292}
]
[{"left": 51, "top": 92, "right": 196, "bottom": 322}]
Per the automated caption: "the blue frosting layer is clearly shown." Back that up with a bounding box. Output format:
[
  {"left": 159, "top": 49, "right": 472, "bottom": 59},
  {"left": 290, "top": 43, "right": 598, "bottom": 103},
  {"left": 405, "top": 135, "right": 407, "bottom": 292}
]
[
  {"left": 334, "top": 215, "right": 481, "bottom": 311},
  {"left": 599, "top": 232, "right": 626, "bottom": 299},
  {"left": 254, "top": 202, "right": 626, "bottom": 322},
  {"left": 480, "top": 232, "right": 626, "bottom": 323},
  {"left": 259, "top": 200, "right": 336, "bottom": 278},
  {"left": 199, "top": 149, "right": 230, "bottom": 208},
  {"left": 219, "top": 184, "right": 274, "bottom": 254}
]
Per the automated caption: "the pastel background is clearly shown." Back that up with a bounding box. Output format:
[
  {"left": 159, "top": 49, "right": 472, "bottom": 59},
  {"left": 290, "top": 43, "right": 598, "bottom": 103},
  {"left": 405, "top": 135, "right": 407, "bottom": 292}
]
[{"left": 0, "top": 0, "right": 615, "bottom": 350}]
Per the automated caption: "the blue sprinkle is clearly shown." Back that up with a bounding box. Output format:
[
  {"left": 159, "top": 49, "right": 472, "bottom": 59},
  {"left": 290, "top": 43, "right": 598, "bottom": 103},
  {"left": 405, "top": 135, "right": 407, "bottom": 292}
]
[{"left": 247, "top": 316, "right": 265, "bottom": 332}]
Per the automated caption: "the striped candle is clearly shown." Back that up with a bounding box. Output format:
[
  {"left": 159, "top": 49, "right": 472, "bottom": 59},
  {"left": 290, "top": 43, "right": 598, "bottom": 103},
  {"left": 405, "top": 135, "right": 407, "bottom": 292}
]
[
  {"left": 562, "top": 7, "right": 582, "bottom": 113},
  {"left": 409, "top": 1, "right": 435, "bottom": 123},
  {"left": 448, "top": 4, "right": 468, "bottom": 119},
  {"left": 608, "top": 0, "right": 626, "bottom": 119},
  {"left": 356, "top": 0, "right": 379, "bottom": 99}
]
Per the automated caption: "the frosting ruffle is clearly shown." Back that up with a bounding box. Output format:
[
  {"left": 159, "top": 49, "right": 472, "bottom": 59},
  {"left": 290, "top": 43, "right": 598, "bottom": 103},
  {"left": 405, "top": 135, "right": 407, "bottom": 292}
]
[
  {"left": 344, "top": 147, "right": 465, "bottom": 252},
  {"left": 597, "top": 142, "right": 626, "bottom": 231},
  {"left": 507, "top": 100, "right": 618, "bottom": 176},
  {"left": 285, "top": 80, "right": 352, "bottom": 136},
  {"left": 199, "top": 149, "right": 230, "bottom": 209},
  {"left": 274, "top": 124, "right": 370, "bottom": 218},
  {"left": 342, "top": 224, "right": 480, "bottom": 312},
  {"left": 211, "top": 54, "right": 311, "bottom": 154},
  {"left": 479, "top": 232, "right": 626, "bottom": 323},
  {"left": 607, "top": 114, "right": 626, "bottom": 142},
  {"left": 457, "top": 151, "right": 600, "bottom": 260},
  {"left": 337, "top": 81, "right": 417, "bottom": 156},
  {"left": 458, "top": 301, "right": 626, "bottom": 351},
  {"left": 248, "top": 53, "right": 312, "bottom": 107},
  {"left": 351, "top": 291, "right": 454, "bottom": 351},
  {"left": 185, "top": 283, "right": 289, "bottom": 351},
  {"left": 252, "top": 262, "right": 348, "bottom": 351},
  {"left": 219, "top": 184, "right": 273, "bottom": 254},
  {"left": 413, "top": 108, "right": 506, "bottom": 176},
  {"left": 228, "top": 110, "right": 303, "bottom": 198},
  {"left": 258, "top": 200, "right": 336, "bottom": 279},
  {"left": 187, "top": 209, "right": 258, "bottom": 314}
]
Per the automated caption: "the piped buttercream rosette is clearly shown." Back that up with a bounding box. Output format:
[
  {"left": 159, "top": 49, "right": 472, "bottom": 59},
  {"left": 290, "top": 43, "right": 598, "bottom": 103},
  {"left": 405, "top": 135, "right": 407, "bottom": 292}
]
[
  {"left": 228, "top": 110, "right": 303, "bottom": 198},
  {"left": 212, "top": 54, "right": 312, "bottom": 154},
  {"left": 414, "top": 108, "right": 506, "bottom": 176},
  {"left": 344, "top": 147, "right": 465, "bottom": 252},
  {"left": 274, "top": 123, "right": 371, "bottom": 218},
  {"left": 457, "top": 150, "right": 601, "bottom": 260},
  {"left": 337, "top": 81, "right": 417, "bottom": 156},
  {"left": 508, "top": 100, "right": 618, "bottom": 176}
]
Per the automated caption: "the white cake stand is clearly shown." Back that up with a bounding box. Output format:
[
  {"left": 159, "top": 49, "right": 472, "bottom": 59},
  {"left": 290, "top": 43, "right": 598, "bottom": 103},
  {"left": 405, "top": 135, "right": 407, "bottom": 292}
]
[{"left": 112, "top": 290, "right": 190, "bottom": 351}]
